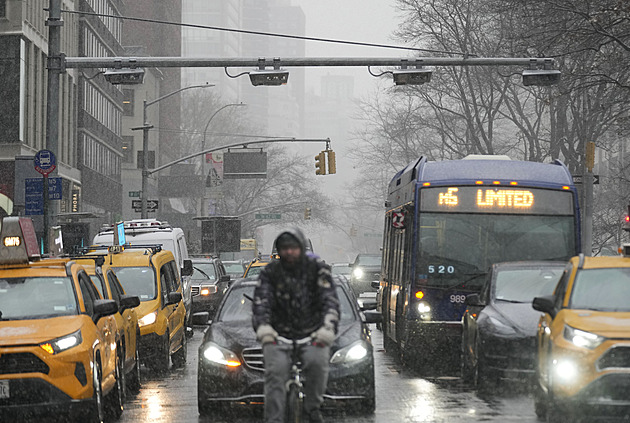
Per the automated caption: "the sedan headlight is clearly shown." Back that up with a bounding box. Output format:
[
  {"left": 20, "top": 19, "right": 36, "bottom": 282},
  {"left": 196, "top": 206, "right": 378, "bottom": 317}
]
[
  {"left": 200, "top": 285, "right": 218, "bottom": 296},
  {"left": 564, "top": 325, "right": 605, "bottom": 349},
  {"left": 330, "top": 341, "right": 369, "bottom": 364},
  {"left": 40, "top": 329, "right": 82, "bottom": 354},
  {"left": 202, "top": 343, "right": 241, "bottom": 367},
  {"left": 138, "top": 311, "right": 157, "bottom": 327},
  {"left": 352, "top": 268, "right": 364, "bottom": 279}
]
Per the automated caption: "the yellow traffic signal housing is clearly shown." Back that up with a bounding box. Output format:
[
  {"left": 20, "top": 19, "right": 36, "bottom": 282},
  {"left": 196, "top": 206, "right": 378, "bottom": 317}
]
[
  {"left": 315, "top": 151, "right": 326, "bottom": 175},
  {"left": 304, "top": 207, "right": 311, "bottom": 220},
  {"left": 327, "top": 150, "right": 336, "bottom": 174}
]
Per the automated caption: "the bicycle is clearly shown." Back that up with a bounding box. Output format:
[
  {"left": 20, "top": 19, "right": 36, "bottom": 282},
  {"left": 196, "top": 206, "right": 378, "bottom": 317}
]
[{"left": 276, "top": 335, "right": 313, "bottom": 423}]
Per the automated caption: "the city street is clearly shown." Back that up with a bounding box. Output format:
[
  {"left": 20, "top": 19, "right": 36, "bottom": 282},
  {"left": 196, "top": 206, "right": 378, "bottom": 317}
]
[{"left": 120, "top": 325, "right": 541, "bottom": 423}]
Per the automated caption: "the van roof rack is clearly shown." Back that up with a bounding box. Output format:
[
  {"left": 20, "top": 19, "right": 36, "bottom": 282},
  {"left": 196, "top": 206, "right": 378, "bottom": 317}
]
[{"left": 98, "top": 219, "right": 173, "bottom": 234}]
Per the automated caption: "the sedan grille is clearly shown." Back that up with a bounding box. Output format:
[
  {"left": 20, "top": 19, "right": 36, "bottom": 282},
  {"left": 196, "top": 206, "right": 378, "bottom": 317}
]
[
  {"left": 598, "top": 347, "right": 630, "bottom": 370},
  {"left": 242, "top": 347, "right": 264, "bottom": 371},
  {"left": 191, "top": 286, "right": 200, "bottom": 296},
  {"left": 0, "top": 352, "right": 49, "bottom": 375}
]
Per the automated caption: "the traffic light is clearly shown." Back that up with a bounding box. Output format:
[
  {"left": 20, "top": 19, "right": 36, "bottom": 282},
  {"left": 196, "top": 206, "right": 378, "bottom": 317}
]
[
  {"left": 315, "top": 151, "right": 326, "bottom": 175},
  {"left": 304, "top": 207, "right": 311, "bottom": 220},
  {"left": 623, "top": 205, "right": 630, "bottom": 232},
  {"left": 350, "top": 225, "right": 357, "bottom": 237},
  {"left": 327, "top": 150, "right": 336, "bottom": 174}
]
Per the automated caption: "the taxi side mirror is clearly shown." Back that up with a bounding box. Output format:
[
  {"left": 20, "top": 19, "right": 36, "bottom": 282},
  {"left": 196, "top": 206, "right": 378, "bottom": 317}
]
[
  {"left": 370, "top": 281, "right": 380, "bottom": 289},
  {"left": 120, "top": 295, "right": 140, "bottom": 312},
  {"left": 93, "top": 299, "right": 118, "bottom": 321},
  {"left": 182, "top": 259, "right": 194, "bottom": 277},
  {"left": 166, "top": 291, "right": 182, "bottom": 306},
  {"left": 533, "top": 295, "right": 557, "bottom": 318}
]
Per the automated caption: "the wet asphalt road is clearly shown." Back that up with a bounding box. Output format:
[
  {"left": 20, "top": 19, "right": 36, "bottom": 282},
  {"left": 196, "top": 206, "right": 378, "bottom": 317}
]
[{"left": 119, "top": 325, "right": 544, "bottom": 423}]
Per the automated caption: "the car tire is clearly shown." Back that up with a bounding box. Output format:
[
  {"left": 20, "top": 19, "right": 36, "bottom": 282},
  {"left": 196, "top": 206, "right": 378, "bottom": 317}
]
[
  {"left": 198, "top": 397, "right": 224, "bottom": 416},
  {"left": 105, "top": 355, "right": 124, "bottom": 420},
  {"left": 148, "top": 331, "right": 170, "bottom": 374},
  {"left": 476, "top": 352, "right": 497, "bottom": 393},
  {"left": 172, "top": 330, "right": 187, "bottom": 368},
  {"left": 127, "top": 335, "right": 141, "bottom": 394},
  {"left": 84, "top": 360, "right": 105, "bottom": 423}
]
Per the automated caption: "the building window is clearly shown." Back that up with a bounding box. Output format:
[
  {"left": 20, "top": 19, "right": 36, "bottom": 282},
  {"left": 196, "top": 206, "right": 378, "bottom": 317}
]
[
  {"left": 123, "top": 89, "right": 134, "bottom": 116},
  {"left": 0, "top": 1, "right": 6, "bottom": 18},
  {"left": 122, "top": 136, "right": 134, "bottom": 163},
  {"left": 137, "top": 151, "right": 155, "bottom": 169}
]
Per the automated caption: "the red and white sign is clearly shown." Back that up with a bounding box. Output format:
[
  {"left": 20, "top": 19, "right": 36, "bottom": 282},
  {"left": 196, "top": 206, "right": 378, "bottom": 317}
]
[{"left": 392, "top": 212, "right": 405, "bottom": 228}]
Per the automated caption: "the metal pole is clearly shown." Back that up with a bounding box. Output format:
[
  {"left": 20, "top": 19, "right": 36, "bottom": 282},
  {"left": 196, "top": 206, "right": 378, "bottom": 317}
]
[
  {"left": 141, "top": 100, "right": 149, "bottom": 219},
  {"left": 583, "top": 172, "right": 594, "bottom": 256},
  {"left": 201, "top": 103, "right": 246, "bottom": 216},
  {"left": 44, "top": 0, "right": 63, "bottom": 253}
]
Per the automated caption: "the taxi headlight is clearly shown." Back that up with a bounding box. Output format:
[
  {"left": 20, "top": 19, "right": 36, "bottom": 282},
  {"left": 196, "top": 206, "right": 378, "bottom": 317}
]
[
  {"left": 40, "top": 329, "right": 82, "bottom": 354},
  {"left": 330, "top": 341, "right": 369, "bottom": 364},
  {"left": 202, "top": 343, "right": 241, "bottom": 367},
  {"left": 353, "top": 268, "right": 364, "bottom": 279},
  {"left": 564, "top": 325, "right": 605, "bottom": 349},
  {"left": 138, "top": 311, "right": 157, "bottom": 327},
  {"left": 552, "top": 358, "right": 578, "bottom": 385}
]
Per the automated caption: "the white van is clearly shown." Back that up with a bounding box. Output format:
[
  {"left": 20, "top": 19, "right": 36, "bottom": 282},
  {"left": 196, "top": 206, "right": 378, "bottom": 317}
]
[{"left": 93, "top": 219, "right": 194, "bottom": 328}]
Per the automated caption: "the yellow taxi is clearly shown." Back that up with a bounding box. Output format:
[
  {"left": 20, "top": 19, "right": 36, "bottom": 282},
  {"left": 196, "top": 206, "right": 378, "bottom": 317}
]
[
  {"left": 92, "top": 245, "right": 187, "bottom": 373},
  {"left": 0, "top": 217, "right": 123, "bottom": 422},
  {"left": 74, "top": 256, "right": 141, "bottom": 394},
  {"left": 533, "top": 250, "right": 630, "bottom": 421},
  {"left": 242, "top": 258, "right": 270, "bottom": 279}
]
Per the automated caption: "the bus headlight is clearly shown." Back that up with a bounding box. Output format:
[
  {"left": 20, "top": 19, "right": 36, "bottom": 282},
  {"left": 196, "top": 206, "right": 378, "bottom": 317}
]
[
  {"left": 417, "top": 301, "right": 432, "bottom": 320},
  {"left": 564, "top": 325, "right": 604, "bottom": 349},
  {"left": 330, "top": 341, "right": 369, "bottom": 364},
  {"left": 353, "top": 268, "right": 364, "bottom": 279}
]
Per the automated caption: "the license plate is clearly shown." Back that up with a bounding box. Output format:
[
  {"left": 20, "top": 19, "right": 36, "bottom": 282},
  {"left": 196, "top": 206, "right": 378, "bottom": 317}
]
[{"left": 0, "top": 380, "right": 8, "bottom": 399}]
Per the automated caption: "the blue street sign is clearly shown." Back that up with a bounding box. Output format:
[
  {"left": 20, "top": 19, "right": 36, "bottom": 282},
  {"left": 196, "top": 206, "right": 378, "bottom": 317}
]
[
  {"left": 34, "top": 149, "right": 56, "bottom": 176},
  {"left": 25, "top": 178, "right": 63, "bottom": 215}
]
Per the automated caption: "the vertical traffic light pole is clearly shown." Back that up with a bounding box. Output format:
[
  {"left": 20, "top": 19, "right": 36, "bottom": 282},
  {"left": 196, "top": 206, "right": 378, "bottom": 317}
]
[
  {"left": 44, "top": 0, "right": 63, "bottom": 253},
  {"left": 582, "top": 142, "right": 595, "bottom": 256}
]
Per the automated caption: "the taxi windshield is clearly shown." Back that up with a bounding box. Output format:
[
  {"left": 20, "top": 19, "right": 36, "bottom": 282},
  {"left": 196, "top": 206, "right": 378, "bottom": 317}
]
[
  {"left": 570, "top": 268, "right": 630, "bottom": 311},
  {"left": 113, "top": 266, "right": 157, "bottom": 301},
  {"left": 245, "top": 266, "right": 263, "bottom": 279},
  {"left": 0, "top": 277, "right": 78, "bottom": 320}
]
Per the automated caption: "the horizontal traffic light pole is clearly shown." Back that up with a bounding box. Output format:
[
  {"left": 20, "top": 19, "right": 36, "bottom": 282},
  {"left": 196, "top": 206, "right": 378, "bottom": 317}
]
[
  {"left": 63, "top": 56, "right": 556, "bottom": 69},
  {"left": 148, "top": 138, "right": 331, "bottom": 175}
]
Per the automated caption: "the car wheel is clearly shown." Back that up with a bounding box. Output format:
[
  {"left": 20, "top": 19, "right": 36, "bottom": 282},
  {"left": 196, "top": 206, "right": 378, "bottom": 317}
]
[
  {"left": 127, "top": 336, "right": 141, "bottom": 394},
  {"left": 105, "top": 355, "right": 124, "bottom": 420},
  {"left": 172, "top": 330, "right": 187, "bottom": 368},
  {"left": 461, "top": 343, "right": 476, "bottom": 385},
  {"left": 476, "top": 347, "right": 497, "bottom": 393},
  {"left": 84, "top": 360, "right": 105, "bottom": 423},
  {"left": 198, "top": 398, "right": 225, "bottom": 416},
  {"left": 148, "top": 331, "right": 170, "bottom": 374}
]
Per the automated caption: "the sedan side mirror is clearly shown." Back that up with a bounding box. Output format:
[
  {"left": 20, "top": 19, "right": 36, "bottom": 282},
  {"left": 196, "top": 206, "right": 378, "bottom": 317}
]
[
  {"left": 182, "top": 259, "right": 194, "bottom": 277},
  {"left": 465, "top": 293, "right": 485, "bottom": 307},
  {"left": 219, "top": 274, "right": 231, "bottom": 283},
  {"left": 533, "top": 295, "right": 557, "bottom": 318},
  {"left": 362, "top": 310, "right": 382, "bottom": 324},
  {"left": 120, "top": 294, "right": 140, "bottom": 312},
  {"left": 192, "top": 312, "right": 210, "bottom": 326},
  {"left": 370, "top": 281, "right": 380, "bottom": 289}
]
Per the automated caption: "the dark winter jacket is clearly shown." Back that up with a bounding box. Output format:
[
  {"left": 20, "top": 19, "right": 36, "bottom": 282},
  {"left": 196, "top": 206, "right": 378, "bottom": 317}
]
[{"left": 252, "top": 228, "right": 340, "bottom": 339}]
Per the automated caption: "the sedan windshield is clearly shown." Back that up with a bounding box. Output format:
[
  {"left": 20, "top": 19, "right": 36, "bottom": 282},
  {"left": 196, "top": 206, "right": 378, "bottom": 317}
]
[
  {"left": 219, "top": 285, "right": 355, "bottom": 323},
  {"left": 113, "top": 266, "right": 157, "bottom": 301},
  {"left": 570, "top": 268, "right": 630, "bottom": 311},
  {"left": 224, "top": 263, "right": 245, "bottom": 277},
  {"left": 0, "top": 277, "right": 78, "bottom": 320},
  {"left": 493, "top": 267, "right": 563, "bottom": 303},
  {"left": 357, "top": 255, "right": 381, "bottom": 266}
]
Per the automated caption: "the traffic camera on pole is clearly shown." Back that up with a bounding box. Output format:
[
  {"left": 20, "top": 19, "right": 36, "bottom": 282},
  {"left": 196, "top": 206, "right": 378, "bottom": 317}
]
[
  {"left": 326, "top": 150, "right": 336, "bottom": 174},
  {"left": 315, "top": 151, "right": 326, "bottom": 175}
]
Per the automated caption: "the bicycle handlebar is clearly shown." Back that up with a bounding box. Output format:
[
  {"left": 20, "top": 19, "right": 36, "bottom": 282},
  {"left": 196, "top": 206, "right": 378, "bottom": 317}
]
[{"left": 276, "top": 335, "right": 313, "bottom": 345}]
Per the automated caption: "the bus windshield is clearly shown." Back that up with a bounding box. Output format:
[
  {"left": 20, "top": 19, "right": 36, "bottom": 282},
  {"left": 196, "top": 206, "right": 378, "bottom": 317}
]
[{"left": 417, "top": 213, "right": 575, "bottom": 288}]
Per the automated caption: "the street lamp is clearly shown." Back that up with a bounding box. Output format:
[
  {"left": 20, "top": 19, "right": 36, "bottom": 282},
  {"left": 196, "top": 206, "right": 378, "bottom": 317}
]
[
  {"left": 132, "top": 83, "right": 214, "bottom": 218},
  {"left": 201, "top": 103, "right": 246, "bottom": 216}
]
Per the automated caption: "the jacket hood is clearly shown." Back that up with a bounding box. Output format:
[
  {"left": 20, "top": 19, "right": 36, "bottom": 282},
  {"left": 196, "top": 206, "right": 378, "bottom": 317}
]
[{"left": 274, "top": 227, "right": 309, "bottom": 254}]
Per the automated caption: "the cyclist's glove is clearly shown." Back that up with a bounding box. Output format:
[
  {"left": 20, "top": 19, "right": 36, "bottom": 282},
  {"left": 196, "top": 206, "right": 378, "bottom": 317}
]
[
  {"left": 312, "top": 312, "right": 338, "bottom": 346},
  {"left": 256, "top": 324, "right": 278, "bottom": 345}
]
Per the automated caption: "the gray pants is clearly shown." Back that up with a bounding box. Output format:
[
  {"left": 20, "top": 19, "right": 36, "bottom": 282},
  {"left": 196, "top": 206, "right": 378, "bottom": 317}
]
[{"left": 262, "top": 342, "right": 330, "bottom": 423}]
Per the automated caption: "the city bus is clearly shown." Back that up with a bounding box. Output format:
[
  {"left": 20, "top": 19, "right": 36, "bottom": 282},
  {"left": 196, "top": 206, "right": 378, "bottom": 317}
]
[{"left": 379, "top": 155, "right": 581, "bottom": 368}]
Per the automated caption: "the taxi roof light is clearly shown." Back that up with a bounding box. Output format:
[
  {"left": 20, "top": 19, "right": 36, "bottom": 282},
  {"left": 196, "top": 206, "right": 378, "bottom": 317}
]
[{"left": 0, "top": 217, "right": 40, "bottom": 264}]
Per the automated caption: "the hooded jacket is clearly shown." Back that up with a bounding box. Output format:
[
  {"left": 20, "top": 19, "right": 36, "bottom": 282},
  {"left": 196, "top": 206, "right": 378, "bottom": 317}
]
[{"left": 252, "top": 228, "right": 340, "bottom": 339}]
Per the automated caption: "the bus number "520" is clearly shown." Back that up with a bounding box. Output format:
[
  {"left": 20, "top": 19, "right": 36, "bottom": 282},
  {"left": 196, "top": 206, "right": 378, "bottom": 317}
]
[{"left": 428, "top": 265, "right": 455, "bottom": 274}]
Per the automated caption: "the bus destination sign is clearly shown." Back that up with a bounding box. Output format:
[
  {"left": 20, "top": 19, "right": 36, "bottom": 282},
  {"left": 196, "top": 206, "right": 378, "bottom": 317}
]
[{"left": 421, "top": 186, "right": 573, "bottom": 215}]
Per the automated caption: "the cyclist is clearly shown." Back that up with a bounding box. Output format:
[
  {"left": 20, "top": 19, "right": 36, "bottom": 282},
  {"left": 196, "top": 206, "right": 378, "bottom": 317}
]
[{"left": 253, "top": 228, "right": 340, "bottom": 423}]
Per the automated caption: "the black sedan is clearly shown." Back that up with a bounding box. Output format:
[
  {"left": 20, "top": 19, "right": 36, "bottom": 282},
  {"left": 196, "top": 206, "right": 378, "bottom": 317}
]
[
  {"left": 461, "top": 261, "right": 565, "bottom": 389},
  {"left": 196, "top": 276, "right": 379, "bottom": 416},
  {"left": 190, "top": 257, "right": 231, "bottom": 317}
]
